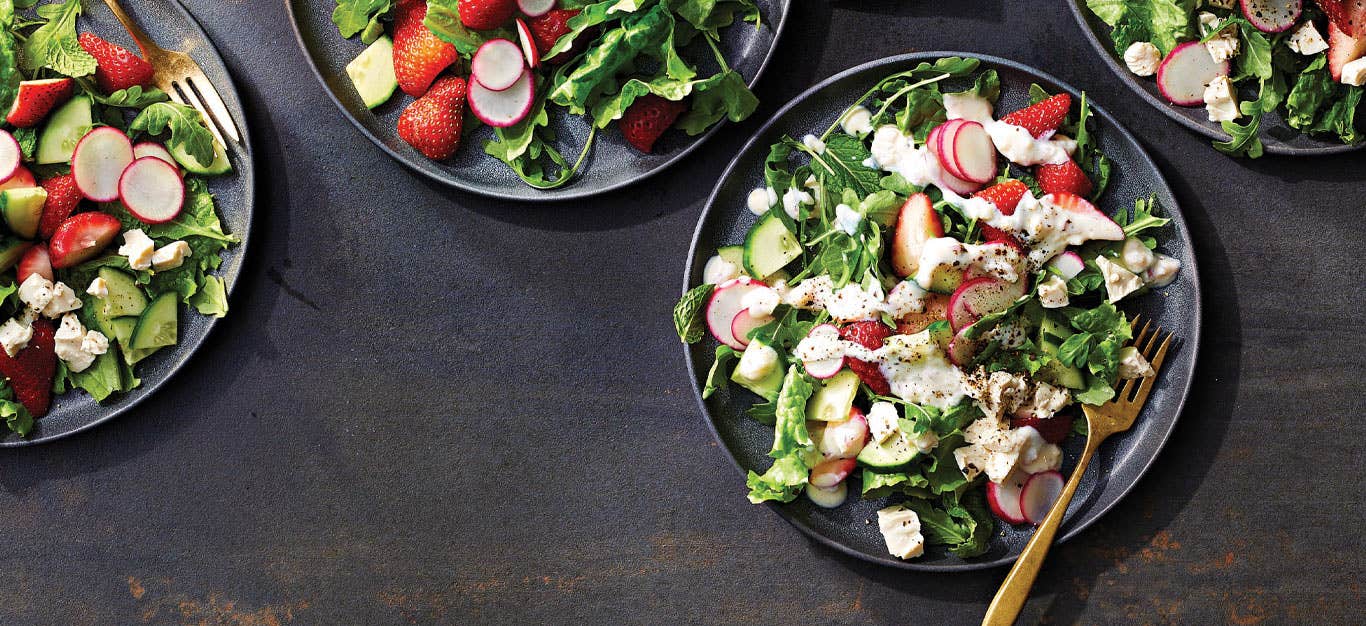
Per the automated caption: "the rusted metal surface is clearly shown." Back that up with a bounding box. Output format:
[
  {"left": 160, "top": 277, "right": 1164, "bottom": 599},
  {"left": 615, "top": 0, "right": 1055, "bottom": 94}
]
[{"left": 0, "top": 1, "right": 1361, "bottom": 624}]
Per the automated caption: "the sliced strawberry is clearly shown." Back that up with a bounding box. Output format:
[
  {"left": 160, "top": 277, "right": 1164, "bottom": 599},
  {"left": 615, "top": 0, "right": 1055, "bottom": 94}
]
[
  {"left": 17, "top": 246, "right": 53, "bottom": 284},
  {"left": 527, "top": 9, "right": 581, "bottom": 65},
  {"left": 38, "top": 173, "right": 82, "bottom": 240},
  {"left": 77, "top": 33, "right": 154, "bottom": 94},
  {"left": 48, "top": 212, "right": 121, "bottom": 269},
  {"left": 5, "top": 78, "right": 75, "bottom": 128},
  {"left": 1319, "top": 0, "right": 1366, "bottom": 38},
  {"left": 1011, "top": 413, "right": 1072, "bottom": 444},
  {"left": 973, "top": 180, "right": 1029, "bottom": 215},
  {"left": 620, "top": 95, "right": 687, "bottom": 153},
  {"left": 0, "top": 166, "right": 35, "bottom": 191},
  {"left": 1036, "top": 159, "right": 1094, "bottom": 198},
  {"left": 839, "top": 321, "right": 893, "bottom": 395},
  {"left": 393, "top": 0, "right": 460, "bottom": 97},
  {"left": 397, "top": 76, "right": 468, "bottom": 160},
  {"left": 458, "top": 0, "right": 518, "bottom": 31},
  {"left": 1328, "top": 21, "right": 1366, "bottom": 80},
  {"left": 999, "top": 93, "right": 1071, "bottom": 138},
  {"left": 0, "top": 319, "right": 56, "bottom": 417}
]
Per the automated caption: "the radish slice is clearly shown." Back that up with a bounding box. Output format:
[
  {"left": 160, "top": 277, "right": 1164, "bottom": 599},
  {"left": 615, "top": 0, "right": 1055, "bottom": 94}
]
[
  {"left": 1048, "top": 250, "right": 1086, "bottom": 280},
  {"left": 517, "top": 0, "right": 556, "bottom": 17},
  {"left": 133, "top": 142, "right": 177, "bottom": 168},
  {"left": 948, "top": 121, "right": 998, "bottom": 184},
  {"left": 948, "top": 276, "right": 1026, "bottom": 333},
  {"left": 705, "top": 278, "right": 766, "bottom": 349},
  {"left": 818, "top": 407, "right": 869, "bottom": 459},
  {"left": 729, "top": 308, "right": 770, "bottom": 348},
  {"left": 0, "top": 131, "right": 19, "bottom": 184},
  {"left": 515, "top": 19, "right": 541, "bottom": 69},
  {"left": 987, "top": 472, "right": 1029, "bottom": 524},
  {"left": 800, "top": 323, "right": 845, "bottom": 379},
  {"left": 1020, "top": 470, "right": 1066, "bottom": 525},
  {"left": 809, "top": 457, "right": 856, "bottom": 488},
  {"left": 935, "top": 161, "right": 984, "bottom": 196},
  {"left": 72, "top": 127, "right": 134, "bottom": 202},
  {"left": 471, "top": 39, "right": 526, "bottom": 92},
  {"left": 947, "top": 326, "right": 979, "bottom": 367},
  {"left": 806, "top": 482, "right": 848, "bottom": 508},
  {"left": 1241, "top": 0, "right": 1301, "bottom": 33},
  {"left": 1156, "top": 41, "right": 1230, "bottom": 106},
  {"left": 929, "top": 120, "right": 969, "bottom": 181},
  {"left": 467, "top": 69, "right": 535, "bottom": 128},
  {"left": 119, "top": 157, "right": 185, "bottom": 224}
]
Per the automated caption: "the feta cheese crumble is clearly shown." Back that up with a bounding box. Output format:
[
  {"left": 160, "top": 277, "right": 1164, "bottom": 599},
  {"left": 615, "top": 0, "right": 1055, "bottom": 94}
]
[
  {"left": 867, "top": 401, "right": 901, "bottom": 444},
  {"left": 1123, "top": 42, "right": 1161, "bottom": 77},
  {"left": 1204, "top": 76, "right": 1240, "bottom": 122},
  {"left": 735, "top": 342, "right": 779, "bottom": 382},
  {"left": 1037, "top": 274, "right": 1069, "bottom": 309},
  {"left": 41, "top": 281, "right": 81, "bottom": 318},
  {"left": 1287, "top": 21, "right": 1329, "bottom": 55},
  {"left": 703, "top": 255, "right": 741, "bottom": 285},
  {"left": 1199, "top": 12, "right": 1240, "bottom": 63},
  {"left": 0, "top": 317, "right": 32, "bottom": 357},
  {"left": 1096, "top": 255, "right": 1144, "bottom": 303},
  {"left": 801, "top": 134, "right": 826, "bottom": 154},
  {"left": 152, "top": 241, "right": 192, "bottom": 271},
  {"left": 1341, "top": 58, "right": 1366, "bottom": 87},
  {"left": 118, "top": 229, "right": 156, "bottom": 271},
  {"left": 86, "top": 276, "right": 109, "bottom": 299},
  {"left": 877, "top": 505, "right": 925, "bottom": 559},
  {"left": 54, "top": 313, "right": 107, "bottom": 373}
]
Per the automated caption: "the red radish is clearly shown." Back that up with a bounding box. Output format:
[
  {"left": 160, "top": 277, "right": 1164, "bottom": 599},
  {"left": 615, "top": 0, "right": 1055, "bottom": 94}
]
[
  {"left": 467, "top": 68, "right": 535, "bottom": 127},
  {"left": 801, "top": 323, "right": 845, "bottom": 379},
  {"left": 1046, "top": 193, "right": 1124, "bottom": 242},
  {"left": 705, "top": 278, "right": 766, "bottom": 349},
  {"left": 809, "top": 457, "right": 856, "bottom": 488},
  {"left": 1328, "top": 22, "right": 1366, "bottom": 81},
  {"left": 1020, "top": 470, "right": 1066, "bottom": 525},
  {"left": 729, "top": 308, "right": 770, "bottom": 349},
  {"left": 947, "top": 121, "right": 998, "bottom": 184},
  {"left": 948, "top": 277, "right": 1025, "bottom": 332},
  {"left": 987, "top": 472, "right": 1029, "bottom": 524},
  {"left": 16, "top": 246, "right": 52, "bottom": 283},
  {"left": 890, "top": 193, "right": 943, "bottom": 277},
  {"left": 936, "top": 162, "right": 985, "bottom": 196},
  {"left": 1156, "top": 41, "right": 1230, "bottom": 106},
  {"left": 0, "top": 166, "right": 35, "bottom": 191},
  {"left": 5, "top": 78, "right": 75, "bottom": 128},
  {"left": 1241, "top": 0, "right": 1301, "bottom": 33},
  {"left": 1048, "top": 251, "right": 1086, "bottom": 280},
  {"left": 0, "top": 130, "right": 20, "bottom": 184},
  {"left": 947, "top": 326, "right": 979, "bottom": 367},
  {"left": 471, "top": 39, "right": 526, "bottom": 91},
  {"left": 929, "top": 120, "right": 969, "bottom": 181},
  {"left": 71, "top": 127, "right": 134, "bottom": 202},
  {"left": 818, "top": 407, "right": 869, "bottom": 458},
  {"left": 806, "top": 482, "right": 848, "bottom": 508},
  {"left": 48, "top": 212, "right": 121, "bottom": 269},
  {"left": 515, "top": 19, "right": 541, "bottom": 69},
  {"left": 517, "top": 0, "right": 556, "bottom": 16},
  {"left": 119, "top": 157, "right": 185, "bottom": 224},
  {"left": 133, "top": 142, "right": 177, "bottom": 167}
]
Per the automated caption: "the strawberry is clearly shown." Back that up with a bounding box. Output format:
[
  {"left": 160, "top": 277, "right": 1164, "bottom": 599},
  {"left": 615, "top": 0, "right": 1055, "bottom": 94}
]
[
  {"left": 973, "top": 180, "right": 1029, "bottom": 215},
  {"left": 1318, "top": 0, "right": 1366, "bottom": 37},
  {"left": 17, "top": 246, "right": 52, "bottom": 284},
  {"left": 77, "top": 33, "right": 154, "bottom": 94},
  {"left": 38, "top": 173, "right": 82, "bottom": 240},
  {"left": 48, "top": 212, "right": 121, "bottom": 269},
  {"left": 397, "top": 76, "right": 468, "bottom": 160},
  {"left": 527, "top": 9, "right": 581, "bottom": 65},
  {"left": 620, "top": 95, "right": 687, "bottom": 153},
  {"left": 999, "top": 93, "right": 1071, "bottom": 138},
  {"left": 5, "top": 78, "right": 75, "bottom": 128},
  {"left": 0, "top": 166, "right": 35, "bottom": 191},
  {"left": 393, "top": 0, "right": 459, "bottom": 97},
  {"left": 1011, "top": 413, "right": 1072, "bottom": 444},
  {"left": 458, "top": 0, "right": 517, "bottom": 31},
  {"left": 1035, "top": 159, "right": 1093, "bottom": 198},
  {"left": 0, "top": 319, "right": 57, "bottom": 417},
  {"left": 1327, "top": 22, "right": 1366, "bottom": 80},
  {"left": 839, "top": 321, "right": 894, "bottom": 396}
]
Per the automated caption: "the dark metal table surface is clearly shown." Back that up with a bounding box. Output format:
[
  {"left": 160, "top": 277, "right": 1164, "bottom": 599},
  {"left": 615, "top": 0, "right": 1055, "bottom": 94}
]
[{"left": 2, "top": 1, "right": 1362, "bottom": 624}]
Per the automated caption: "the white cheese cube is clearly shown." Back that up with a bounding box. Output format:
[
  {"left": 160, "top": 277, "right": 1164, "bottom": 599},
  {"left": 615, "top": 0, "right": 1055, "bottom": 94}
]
[
  {"left": 81, "top": 330, "right": 109, "bottom": 356},
  {"left": 1123, "top": 42, "right": 1161, "bottom": 77},
  {"left": 867, "top": 401, "right": 901, "bottom": 444},
  {"left": 40, "top": 281, "right": 81, "bottom": 318},
  {"left": 1341, "top": 58, "right": 1366, "bottom": 86},
  {"left": 54, "top": 313, "right": 94, "bottom": 372},
  {"left": 0, "top": 318, "right": 32, "bottom": 357},
  {"left": 746, "top": 187, "right": 777, "bottom": 216},
  {"left": 734, "top": 342, "right": 779, "bottom": 382},
  {"left": 118, "top": 229, "right": 156, "bottom": 271},
  {"left": 151, "top": 241, "right": 192, "bottom": 271},
  {"left": 1288, "top": 21, "right": 1329, "bottom": 55},
  {"left": 1016, "top": 427, "right": 1063, "bottom": 474},
  {"left": 1204, "top": 76, "right": 1241, "bottom": 122},
  {"left": 1118, "top": 346, "right": 1156, "bottom": 379},
  {"left": 1145, "top": 253, "right": 1182, "bottom": 287},
  {"left": 1121, "top": 237, "right": 1155, "bottom": 273},
  {"left": 1199, "top": 13, "right": 1240, "bottom": 62},
  {"left": 1037, "top": 274, "right": 1069, "bottom": 309},
  {"left": 86, "top": 276, "right": 109, "bottom": 298},
  {"left": 877, "top": 505, "right": 925, "bottom": 560},
  {"left": 1096, "top": 255, "right": 1144, "bottom": 303},
  {"left": 17, "top": 273, "right": 54, "bottom": 312}
]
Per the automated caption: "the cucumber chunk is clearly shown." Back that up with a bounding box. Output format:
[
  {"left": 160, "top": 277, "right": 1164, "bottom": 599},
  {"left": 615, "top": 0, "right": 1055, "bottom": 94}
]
[
  {"left": 742, "top": 214, "right": 801, "bottom": 280},
  {"left": 0, "top": 187, "right": 45, "bottom": 239},
  {"left": 170, "top": 137, "right": 232, "bottom": 176},
  {"left": 0, "top": 237, "right": 29, "bottom": 273},
  {"left": 856, "top": 418, "right": 920, "bottom": 469},
  {"left": 805, "top": 369, "right": 861, "bottom": 422},
  {"left": 128, "top": 292, "right": 178, "bottom": 351},
  {"left": 346, "top": 36, "right": 398, "bottom": 109},
  {"left": 717, "top": 245, "right": 744, "bottom": 269},
  {"left": 98, "top": 267, "right": 148, "bottom": 318},
  {"left": 36, "top": 95, "right": 92, "bottom": 165}
]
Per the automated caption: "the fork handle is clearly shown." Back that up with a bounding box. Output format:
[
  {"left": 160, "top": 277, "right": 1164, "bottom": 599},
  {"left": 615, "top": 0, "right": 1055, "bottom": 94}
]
[
  {"left": 981, "top": 433, "right": 1103, "bottom": 625},
  {"left": 100, "top": 0, "right": 159, "bottom": 57}
]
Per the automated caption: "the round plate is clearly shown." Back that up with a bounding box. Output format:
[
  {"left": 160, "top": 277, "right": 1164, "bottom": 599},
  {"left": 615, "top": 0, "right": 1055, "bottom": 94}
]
[
  {"left": 682, "top": 53, "right": 1203, "bottom": 570},
  {"left": 0, "top": 2, "right": 254, "bottom": 446},
  {"left": 1067, "top": 0, "right": 1364, "bottom": 156},
  {"left": 286, "top": 0, "right": 790, "bottom": 201}
]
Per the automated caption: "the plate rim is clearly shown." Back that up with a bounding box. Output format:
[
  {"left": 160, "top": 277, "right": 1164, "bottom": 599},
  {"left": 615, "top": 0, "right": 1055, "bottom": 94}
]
[
  {"left": 680, "top": 51, "right": 1204, "bottom": 571},
  {"left": 1065, "top": 0, "right": 1365, "bottom": 157},
  {"left": 284, "top": 0, "right": 792, "bottom": 202},
  {"left": 0, "top": 0, "right": 255, "bottom": 447}
]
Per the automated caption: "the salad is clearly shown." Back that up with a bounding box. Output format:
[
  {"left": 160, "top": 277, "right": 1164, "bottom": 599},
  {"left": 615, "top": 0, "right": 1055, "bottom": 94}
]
[
  {"left": 674, "top": 57, "right": 1182, "bottom": 560},
  {"left": 330, "top": 0, "right": 763, "bottom": 188},
  {"left": 0, "top": 0, "right": 240, "bottom": 437},
  {"left": 1085, "top": 0, "right": 1365, "bottom": 156}
]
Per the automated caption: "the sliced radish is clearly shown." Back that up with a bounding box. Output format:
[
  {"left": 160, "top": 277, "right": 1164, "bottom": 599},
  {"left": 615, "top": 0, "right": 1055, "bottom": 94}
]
[
  {"left": 819, "top": 407, "right": 869, "bottom": 459},
  {"left": 729, "top": 308, "right": 770, "bottom": 349},
  {"left": 800, "top": 323, "right": 845, "bottom": 379},
  {"left": 947, "top": 326, "right": 979, "bottom": 367},
  {"left": 471, "top": 39, "right": 526, "bottom": 92},
  {"left": 929, "top": 120, "right": 969, "bottom": 181},
  {"left": 987, "top": 472, "right": 1029, "bottom": 524},
  {"left": 948, "top": 277, "right": 1024, "bottom": 333},
  {"left": 806, "top": 482, "right": 848, "bottom": 508},
  {"left": 517, "top": 0, "right": 556, "bottom": 17},
  {"left": 0, "top": 165, "right": 35, "bottom": 191},
  {"left": 72, "top": 127, "right": 134, "bottom": 202},
  {"left": 467, "top": 68, "right": 535, "bottom": 128},
  {"left": 515, "top": 19, "right": 541, "bottom": 69},
  {"left": 119, "top": 157, "right": 185, "bottom": 224},
  {"left": 1020, "top": 470, "right": 1066, "bottom": 525},
  {"left": 948, "top": 121, "right": 998, "bottom": 184},
  {"left": 809, "top": 457, "right": 856, "bottom": 488},
  {"left": 705, "top": 278, "right": 765, "bottom": 349},
  {"left": 936, "top": 162, "right": 985, "bottom": 196},
  {"left": 133, "top": 142, "right": 177, "bottom": 168},
  {"left": 890, "top": 192, "right": 943, "bottom": 278},
  {"left": 1241, "top": 0, "right": 1301, "bottom": 33},
  {"left": 1048, "top": 250, "right": 1086, "bottom": 280},
  {"left": 0, "top": 131, "right": 19, "bottom": 184},
  {"left": 1156, "top": 41, "right": 1230, "bottom": 106}
]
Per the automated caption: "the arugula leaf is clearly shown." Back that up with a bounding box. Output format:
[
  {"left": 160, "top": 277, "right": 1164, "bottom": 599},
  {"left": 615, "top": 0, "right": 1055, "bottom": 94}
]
[
  {"left": 485, "top": 91, "right": 596, "bottom": 189},
  {"left": 549, "top": 4, "right": 673, "bottom": 114},
  {"left": 20, "top": 0, "right": 96, "bottom": 76},
  {"left": 130, "top": 102, "right": 217, "bottom": 168},
  {"left": 671, "top": 0, "right": 760, "bottom": 30},
  {"left": 904, "top": 489, "right": 994, "bottom": 557},
  {"left": 1234, "top": 21, "right": 1272, "bottom": 82},
  {"left": 332, "top": 0, "right": 391, "bottom": 43},
  {"left": 423, "top": 0, "right": 507, "bottom": 54},
  {"left": 673, "top": 283, "right": 714, "bottom": 343},
  {"left": 702, "top": 344, "right": 737, "bottom": 398},
  {"left": 89, "top": 85, "right": 169, "bottom": 109},
  {"left": 0, "top": 0, "right": 19, "bottom": 113},
  {"left": 674, "top": 69, "right": 759, "bottom": 135},
  {"left": 948, "top": 68, "right": 1000, "bottom": 104},
  {"left": 11, "top": 126, "right": 35, "bottom": 161},
  {"left": 1114, "top": 195, "right": 1171, "bottom": 238}
]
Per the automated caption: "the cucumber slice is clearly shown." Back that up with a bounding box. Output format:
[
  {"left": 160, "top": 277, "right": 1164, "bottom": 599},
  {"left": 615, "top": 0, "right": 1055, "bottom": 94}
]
[
  {"left": 36, "top": 95, "right": 92, "bottom": 164},
  {"left": 856, "top": 419, "right": 920, "bottom": 469},
  {"left": 346, "top": 36, "right": 398, "bottom": 109},
  {"left": 742, "top": 214, "right": 801, "bottom": 280},
  {"left": 98, "top": 267, "right": 148, "bottom": 318},
  {"left": 805, "top": 369, "right": 860, "bottom": 422},
  {"left": 170, "top": 137, "right": 231, "bottom": 176},
  {"left": 1037, "top": 337, "right": 1085, "bottom": 389},
  {"left": 0, "top": 187, "right": 47, "bottom": 239},
  {"left": 124, "top": 345, "right": 159, "bottom": 366},
  {"left": 1039, "top": 314, "right": 1072, "bottom": 344},
  {"left": 730, "top": 340, "right": 785, "bottom": 401},
  {"left": 128, "top": 292, "right": 178, "bottom": 350},
  {"left": 0, "top": 237, "right": 29, "bottom": 273},
  {"left": 717, "top": 245, "right": 744, "bottom": 269}
]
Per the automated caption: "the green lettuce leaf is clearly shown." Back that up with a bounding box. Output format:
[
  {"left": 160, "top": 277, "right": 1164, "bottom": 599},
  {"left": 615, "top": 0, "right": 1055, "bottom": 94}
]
[
  {"left": 1086, "top": 0, "right": 1192, "bottom": 55},
  {"left": 332, "top": 0, "right": 391, "bottom": 43},
  {"left": 0, "top": 0, "right": 19, "bottom": 113}
]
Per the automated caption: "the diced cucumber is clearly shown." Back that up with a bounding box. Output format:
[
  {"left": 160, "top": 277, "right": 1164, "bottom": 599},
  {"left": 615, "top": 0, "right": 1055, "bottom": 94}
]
[
  {"left": 170, "top": 137, "right": 232, "bottom": 176},
  {"left": 926, "top": 320, "right": 953, "bottom": 351},
  {"left": 128, "top": 292, "right": 178, "bottom": 350},
  {"left": 730, "top": 339, "right": 784, "bottom": 401},
  {"left": 1037, "top": 336, "right": 1085, "bottom": 389},
  {"left": 742, "top": 214, "right": 801, "bottom": 280},
  {"left": 805, "top": 369, "right": 861, "bottom": 422},
  {"left": 717, "top": 245, "right": 744, "bottom": 269},
  {"left": 0, "top": 237, "right": 29, "bottom": 273},
  {"left": 1039, "top": 314, "right": 1072, "bottom": 343},
  {"left": 346, "top": 35, "right": 398, "bottom": 109},
  {"left": 98, "top": 267, "right": 148, "bottom": 318},
  {"left": 0, "top": 187, "right": 47, "bottom": 239},
  {"left": 36, "top": 95, "right": 92, "bottom": 164},
  {"left": 856, "top": 418, "right": 920, "bottom": 469}
]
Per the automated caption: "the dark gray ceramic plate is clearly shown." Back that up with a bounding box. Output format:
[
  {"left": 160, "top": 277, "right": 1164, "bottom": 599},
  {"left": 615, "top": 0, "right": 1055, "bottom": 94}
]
[
  {"left": 287, "top": 0, "right": 789, "bottom": 201},
  {"left": 682, "top": 53, "right": 1202, "bottom": 570},
  {"left": 0, "top": 1, "right": 253, "bottom": 446},
  {"left": 1068, "top": 0, "right": 1364, "bottom": 156}
]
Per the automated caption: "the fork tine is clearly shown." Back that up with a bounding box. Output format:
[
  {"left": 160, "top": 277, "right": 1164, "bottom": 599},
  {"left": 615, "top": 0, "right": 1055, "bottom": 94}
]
[
  {"left": 1129, "top": 332, "right": 1172, "bottom": 408},
  {"left": 186, "top": 74, "right": 241, "bottom": 144},
  {"left": 163, "top": 83, "right": 185, "bottom": 105},
  {"left": 1117, "top": 376, "right": 1139, "bottom": 403},
  {"left": 1132, "top": 319, "right": 1152, "bottom": 351},
  {"left": 1129, "top": 314, "right": 1143, "bottom": 331},
  {"left": 173, "top": 80, "right": 228, "bottom": 150},
  {"left": 1140, "top": 323, "right": 1163, "bottom": 359}
]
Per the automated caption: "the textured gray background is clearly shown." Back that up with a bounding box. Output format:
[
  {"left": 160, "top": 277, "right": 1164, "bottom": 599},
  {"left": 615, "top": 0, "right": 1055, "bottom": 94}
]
[{"left": 1, "top": 1, "right": 1362, "bottom": 624}]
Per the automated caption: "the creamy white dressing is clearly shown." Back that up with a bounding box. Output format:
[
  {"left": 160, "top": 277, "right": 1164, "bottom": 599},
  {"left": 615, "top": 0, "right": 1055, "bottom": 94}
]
[
  {"left": 942, "top": 92, "right": 994, "bottom": 124},
  {"left": 839, "top": 105, "right": 874, "bottom": 136},
  {"left": 962, "top": 192, "right": 1122, "bottom": 268},
  {"left": 794, "top": 328, "right": 968, "bottom": 409},
  {"left": 781, "top": 275, "right": 928, "bottom": 323},
  {"left": 913, "top": 237, "right": 1025, "bottom": 288},
  {"left": 984, "top": 121, "right": 1071, "bottom": 166}
]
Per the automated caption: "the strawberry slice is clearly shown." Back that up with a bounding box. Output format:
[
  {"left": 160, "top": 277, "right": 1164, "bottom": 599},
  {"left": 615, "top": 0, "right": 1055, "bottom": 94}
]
[
  {"left": 620, "top": 95, "right": 687, "bottom": 153},
  {"left": 458, "top": 0, "right": 518, "bottom": 31},
  {"left": 0, "top": 319, "right": 57, "bottom": 417},
  {"left": 999, "top": 93, "right": 1071, "bottom": 139},
  {"left": 48, "top": 212, "right": 121, "bottom": 269},
  {"left": 397, "top": 76, "right": 468, "bottom": 160},
  {"left": 393, "top": 0, "right": 460, "bottom": 97},
  {"left": 0, "top": 166, "right": 35, "bottom": 191},
  {"left": 973, "top": 180, "right": 1028, "bottom": 246},
  {"left": 77, "top": 33, "right": 154, "bottom": 94},
  {"left": 38, "top": 173, "right": 82, "bottom": 240},
  {"left": 5, "top": 78, "right": 75, "bottom": 128},
  {"left": 1318, "top": 0, "right": 1366, "bottom": 37},
  {"left": 839, "top": 321, "right": 893, "bottom": 396},
  {"left": 1011, "top": 413, "right": 1072, "bottom": 444},
  {"left": 527, "top": 9, "right": 582, "bottom": 65},
  {"left": 1036, "top": 159, "right": 1093, "bottom": 198},
  {"left": 17, "top": 246, "right": 53, "bottom": 284}
]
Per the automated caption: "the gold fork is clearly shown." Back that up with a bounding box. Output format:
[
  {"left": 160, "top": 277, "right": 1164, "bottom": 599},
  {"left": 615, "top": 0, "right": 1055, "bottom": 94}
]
[
  {"left": 99, "top": 0, "right": 241, "bottom": 147},
  {"left": 981, "top": 317, "right": 1174, "bottom": 626}
]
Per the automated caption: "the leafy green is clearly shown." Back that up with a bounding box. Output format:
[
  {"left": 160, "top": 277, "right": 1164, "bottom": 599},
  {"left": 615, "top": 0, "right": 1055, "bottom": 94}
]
[
  {"left": 702, "top": 345, "right": 737, "bottom": 398},
  {"left": 549, "top": 4, "right": 673, "bottom": 114},
  {"left": 746, "top": 365, "right": 815, "bottom": 504},
  {"left": 332, "top": 0, "right": 391, "bottom": 43},
  {"left": 1085, "top": 0, "right": 1191, "bottom": 55},
  {"left": 20, "top": 0, "right": 96, "bottom": 77},
  {"left": 673, "top": 283, "right": 713, "bottom": 343},
  {"left": 484, "top": 93, "right": 596, "bottom": 189},
  {"left": 1287, "top": 56, "right": 1334, "bottom": 129},
  {"left": 11, "top": 125, "right": 35, "bottom": 161},
  {"left": 1233, "top": 21, "right": 1272, "bottom": 82},
  {"left": 1307, "top": 86, "right": 1363, "bottom": 144},
  {"left": 423, "top": 0, "right": 507, "bottom": 54},
  {"left": 861, "top": 469, "right": 931, "bottom": 499},
  {"left": 905, "top": 489, "right": 994, "bottom": 558},
  {"left": 130, "top": 103, "right": 217, "bottom": 168},
  {"left": 675, "top": 69, "right": 759, "bottom": 135},
  {"left": 1114, "top": 195, "right": 1171, "bottom": 238},
  {"left": 0, "top": 381, "right": 31, "bottom": 437},
  {"left": 0, "top": 0, "right": 19, "bottom": 113},
  {"left": 90, "top": 85, "right": 169, "bottom": 109},
  {"left": 745, "top": 454, "right": 807, "bottom": 504},
  {"left": 806, "top": 133, "right": 879, "bottom": 196}
]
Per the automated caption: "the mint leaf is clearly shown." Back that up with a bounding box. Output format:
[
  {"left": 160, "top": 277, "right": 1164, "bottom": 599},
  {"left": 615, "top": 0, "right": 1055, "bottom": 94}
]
[{"left": 673, "top": 283, "right": 714, "bottom": 343}]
